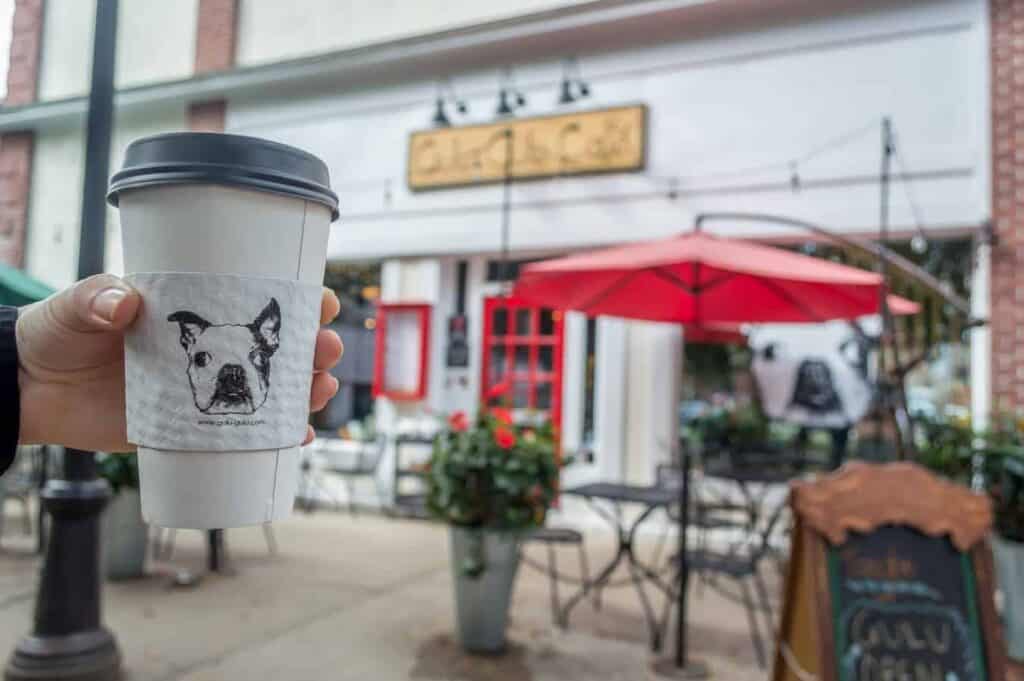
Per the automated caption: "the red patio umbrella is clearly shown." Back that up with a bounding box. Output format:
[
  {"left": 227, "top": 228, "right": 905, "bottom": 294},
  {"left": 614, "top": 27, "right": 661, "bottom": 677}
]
[
  {"left": 887, "top": 294, "right": 921, "bottom": 316},
  {"left": 683, "top": 323, "right": 748, "bottom": 345},
  {"left": 512, "top": 229, "right": 886, "bottom": 674},
  {"left": 514, "top": 231, "right": 884, "bottom": 324},
  {"left": 685, "top": 295, "right": 918, "bottom": 346}
]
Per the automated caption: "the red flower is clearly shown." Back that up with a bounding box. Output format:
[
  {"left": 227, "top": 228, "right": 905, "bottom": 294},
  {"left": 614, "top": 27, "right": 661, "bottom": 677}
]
[
  {"left": 490, "top": 408, "right": 514, "bottom": 426},
  {"left": 485, "top": 382, "right": 510, "bottom": 400},
  {"left": 494, "top": 427, "right": 516, "bottom": 450},
  {"left": 448, "top": 411, "right": 469, "bottom": 432}
]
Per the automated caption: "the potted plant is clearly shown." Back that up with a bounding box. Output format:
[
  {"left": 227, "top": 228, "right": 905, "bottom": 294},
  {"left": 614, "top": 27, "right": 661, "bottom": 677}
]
[
  {"left": 916, "top": 413, "right": 1024, "bottom": 659},
  {"left": 98, "top": 452, "right": 147, "bottom": 580},
  {"left": 426, "top": 407, "right": 560, "bottom": 654},
  {"left": 985, "top": 447, "right": 1024, "bottom": 660},
  {"left": 914, "top": 414, "right": 976, "bottom": 485}
]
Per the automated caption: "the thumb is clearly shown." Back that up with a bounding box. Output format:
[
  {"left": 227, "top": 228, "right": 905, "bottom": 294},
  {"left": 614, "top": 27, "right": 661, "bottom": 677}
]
[{"left": 46, "top": 274, "right": 141, "bottom": 333}]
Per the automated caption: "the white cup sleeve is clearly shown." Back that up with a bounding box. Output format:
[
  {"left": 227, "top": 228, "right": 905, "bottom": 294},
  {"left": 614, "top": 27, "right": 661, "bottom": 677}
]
[{"left": 124, "top": 272, "right": 323, "bottom": 452}]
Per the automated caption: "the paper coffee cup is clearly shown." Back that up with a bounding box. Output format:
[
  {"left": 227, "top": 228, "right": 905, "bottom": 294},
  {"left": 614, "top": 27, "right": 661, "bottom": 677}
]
[{"left": 108, "top": 132, "right": 339, "bottom": 529}]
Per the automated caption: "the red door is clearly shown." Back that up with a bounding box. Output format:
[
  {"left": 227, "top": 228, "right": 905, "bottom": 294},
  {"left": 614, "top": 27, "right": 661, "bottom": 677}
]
[{"left": 481, "top": 295, "right": 564, "bottom": 430}]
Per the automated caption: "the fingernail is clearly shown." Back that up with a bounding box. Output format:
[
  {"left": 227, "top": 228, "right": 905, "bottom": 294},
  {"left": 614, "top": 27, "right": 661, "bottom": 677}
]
[{"left": 90, "top": 287, "right": 128, "bottom": 324}]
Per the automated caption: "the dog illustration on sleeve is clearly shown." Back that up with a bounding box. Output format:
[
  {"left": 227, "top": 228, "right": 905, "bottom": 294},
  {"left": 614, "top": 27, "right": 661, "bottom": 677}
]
[{"left": 168, "top": 299, "right": 281, "bottom": 415}]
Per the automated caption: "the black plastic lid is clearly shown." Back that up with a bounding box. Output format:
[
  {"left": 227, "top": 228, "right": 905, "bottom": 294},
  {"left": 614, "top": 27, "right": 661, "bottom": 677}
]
[{"left": 107, "top": 132, "right": 339, "bottom": 220}]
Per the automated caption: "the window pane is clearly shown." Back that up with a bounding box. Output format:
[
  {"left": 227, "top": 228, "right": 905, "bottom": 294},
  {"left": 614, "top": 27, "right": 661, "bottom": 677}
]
[
  {"left": 515, "top": 309, "right": 531, "bottom": 335},
  {"left": 536, "top": 382, "right": 552, "bottom": 410},
  {"left": 539, "top": 309, "right": 555, "bottom": 336},
  {"left": 539, "top": 346, "right": 553, "bottom": 373},
  {"left": 514, "top": 346, "right": 530, "bottom": 373},
  {"left": 513, "top": 382, "right": 530, "bottom": 409},
  {"left": 492, "top": 308, "right": 508, "bottom": 336},
  {"left": 486, "top": 261, "right": 523, "bottom": 282},
  {"left": 489, "top": 346, "right": 506, "bottom": 383}
]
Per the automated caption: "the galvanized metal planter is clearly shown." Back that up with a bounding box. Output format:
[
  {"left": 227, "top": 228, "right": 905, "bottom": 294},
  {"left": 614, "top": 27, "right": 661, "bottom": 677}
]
[
  {"left": 449, "top": 526, "right": 521, "bottom": 654},
  {"left": 102, "top": 489, "right": 147, "bottom": 580},
  {"left": 993, "top": 534, "right": 1024, "bottom": 659}
]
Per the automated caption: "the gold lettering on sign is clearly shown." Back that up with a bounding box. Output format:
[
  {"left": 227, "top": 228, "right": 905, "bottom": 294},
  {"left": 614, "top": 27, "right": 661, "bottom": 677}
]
[
  {"left": 842, "top": 548, "right": 916, "bottom": 581},
  {"left": 406, "top": 105, "right": 647, "bottom": 190}
]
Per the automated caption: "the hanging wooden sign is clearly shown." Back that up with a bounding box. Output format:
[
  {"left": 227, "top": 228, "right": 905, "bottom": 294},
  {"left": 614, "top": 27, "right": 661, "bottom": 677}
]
[
  {"left": 407, "top": 105, "right": 647, "bottom": 190},
  {"left": 772, "top": 462, "right": 1005, "bottom": 681}
]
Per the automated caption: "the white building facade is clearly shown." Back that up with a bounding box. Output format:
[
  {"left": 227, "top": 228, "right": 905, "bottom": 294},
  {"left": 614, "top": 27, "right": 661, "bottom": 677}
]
[{"left": 0, "top": 0, "right": 997, "bottom": 490}]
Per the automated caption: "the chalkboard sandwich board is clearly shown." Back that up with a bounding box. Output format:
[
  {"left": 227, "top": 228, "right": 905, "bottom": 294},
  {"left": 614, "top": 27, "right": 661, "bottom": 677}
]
[{"left": 771, "top": 462, "right": 1005, "bottom": 681}]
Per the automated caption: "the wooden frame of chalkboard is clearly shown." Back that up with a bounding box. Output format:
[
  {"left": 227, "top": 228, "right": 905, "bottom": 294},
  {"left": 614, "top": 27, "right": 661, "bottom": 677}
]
[{"left": 771, "top": 462, "right": 1005, "bottom": 681}]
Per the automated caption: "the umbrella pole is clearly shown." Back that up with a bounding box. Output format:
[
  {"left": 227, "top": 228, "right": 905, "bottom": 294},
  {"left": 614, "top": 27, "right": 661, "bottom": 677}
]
[
  {"left": 676, "top": 446, "right": 690, "bottom": 667},
  {"left": 654, "top": 446, "right": 708, "bottom": 678},
  {"left": 656, "top": 264, "right": 709, "bottom": 679}
]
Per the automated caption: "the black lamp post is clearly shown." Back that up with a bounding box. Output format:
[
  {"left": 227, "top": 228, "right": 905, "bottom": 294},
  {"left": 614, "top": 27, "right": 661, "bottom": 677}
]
[{"left": 6, "top": 1, "right": 122, "bottom": 679}]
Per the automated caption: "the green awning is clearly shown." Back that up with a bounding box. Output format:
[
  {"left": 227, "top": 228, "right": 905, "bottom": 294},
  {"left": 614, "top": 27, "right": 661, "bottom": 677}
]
[{"left": 0, "top": 264, "right": 53, "bottom": 306}]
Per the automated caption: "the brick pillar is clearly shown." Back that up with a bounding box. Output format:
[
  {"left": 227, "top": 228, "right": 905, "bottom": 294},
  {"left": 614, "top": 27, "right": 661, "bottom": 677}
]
[
  {"left": 0, "top": 133, "right": 34, "bottom": 266},
  {"left": 0, "top": 0, "right": 45, "bottom": 268},
  {"left": 5, "top": 0, "right": 43, "bottom": 106},
  {"left": 187, "top": 100, "right": 227, "bottom": 132},
  {"left": 990, "top": 0, "right": 1024, "bottom": 412},
  {"left": 188, "top": 0, "right": 237, "bottom": 132},
  {"left": 195, "top": 0, "right": 238, "bottom": 73}
]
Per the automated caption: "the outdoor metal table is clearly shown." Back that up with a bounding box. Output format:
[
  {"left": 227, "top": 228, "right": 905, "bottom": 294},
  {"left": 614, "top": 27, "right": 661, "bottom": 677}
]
[
  {"left": 559, "top": 482, "right": 678, "bottom": 651},
  {"left": 703, "top": 463, "right": 796, "bottom": 525}
]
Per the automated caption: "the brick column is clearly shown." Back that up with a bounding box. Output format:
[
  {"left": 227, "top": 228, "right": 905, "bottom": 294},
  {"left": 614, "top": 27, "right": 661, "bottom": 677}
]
[
  {"left": 991, "top": 0, "right": 1024, "bottom": 413},
  {"left": 187, "top": 0, "right": 237, "bottom": 132},
  {"left": 187, "top": 100, "right": 227, "bottom": 132},
  {"left": 0, "top": 0, "right": 45, "bottom": 268},
  {"left": 5, "top": 0, "right": 43, "bottom": 106},
  {"left": 0, "top": 133, "right": 34, "bottom": 266}
]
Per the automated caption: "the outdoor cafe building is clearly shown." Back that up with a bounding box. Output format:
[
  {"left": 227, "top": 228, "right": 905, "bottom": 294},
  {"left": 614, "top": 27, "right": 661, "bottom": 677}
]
[{"left": 0, "top": 0, "right": 1002, "bottom": 496}]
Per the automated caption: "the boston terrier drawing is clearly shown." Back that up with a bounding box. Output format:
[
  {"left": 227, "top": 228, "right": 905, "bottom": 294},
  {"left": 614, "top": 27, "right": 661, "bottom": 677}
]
[
  {"left": 751, "top": 319, "right": 878, "bottom": 429},
  {"left": 788, "top": 359, "right": 843, "bottom": 414},
  {"left": 168, "top": 299, "right": 281, "bottom": 415}
]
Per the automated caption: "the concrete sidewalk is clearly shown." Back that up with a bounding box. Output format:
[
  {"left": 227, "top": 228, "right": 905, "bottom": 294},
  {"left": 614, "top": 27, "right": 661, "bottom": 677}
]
[{"left": 0, "top": 511, "right": 768, "bottom": 681}]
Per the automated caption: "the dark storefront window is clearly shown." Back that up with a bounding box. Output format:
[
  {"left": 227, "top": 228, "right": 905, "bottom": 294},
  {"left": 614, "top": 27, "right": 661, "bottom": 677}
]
[
  {"left": 314, "top": 263, "right": 381, "bottom": 437},
  {"left": 582, "top": 317, "right": 598, "bottom": 445}
]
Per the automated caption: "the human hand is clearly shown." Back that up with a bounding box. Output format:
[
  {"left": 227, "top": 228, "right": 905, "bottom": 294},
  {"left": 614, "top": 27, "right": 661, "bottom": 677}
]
[{"left": 16, "top": 274, "right": 343, "bottom": 452}]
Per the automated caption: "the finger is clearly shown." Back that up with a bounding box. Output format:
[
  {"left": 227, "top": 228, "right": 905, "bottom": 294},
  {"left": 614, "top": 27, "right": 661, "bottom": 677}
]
[
  {"left": 17, "top": 275, "right": 143, "bottom": 371},
  {"left": 309, "top": 373, "right": 339, "bottom": 412},
  {"left": 313, "top": 329, "right": 343, "bottom": 372},
  {"left": 48, "top": 274, "right": 142, "bottom": 333},
  {"left": 303, "top": 425, "right": 315, "bottom": 446},
  {"left": 320, "top": 288, "right": 340, "bottom": 325}
]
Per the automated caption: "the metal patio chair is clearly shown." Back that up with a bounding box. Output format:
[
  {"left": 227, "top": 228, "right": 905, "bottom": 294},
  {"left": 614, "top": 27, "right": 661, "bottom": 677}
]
[
  {"left": 299, "top": 435, "right": 386, "bottom": 515},
  {"left": 651, "top": 461, "right": 755, "bottom": 568},
  {"left": 520, "top": 525, "right": 597, "bottom": 626},
  {"left": 670, "top": 500, "right": 787, "bottom": 669},
  {"left": 152, "top": 524, "right": 278, "bottom": 563}
]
